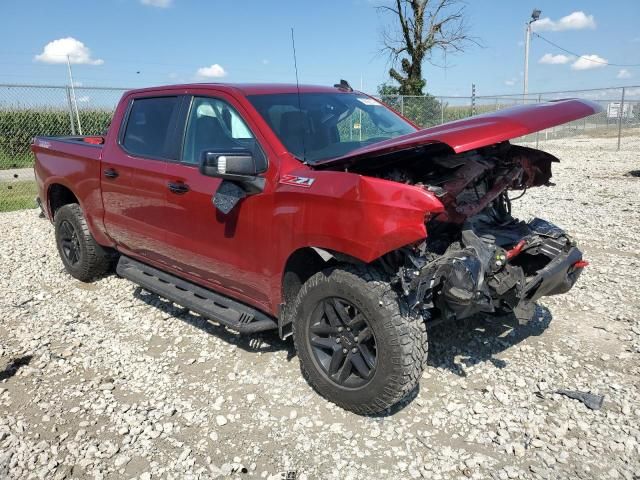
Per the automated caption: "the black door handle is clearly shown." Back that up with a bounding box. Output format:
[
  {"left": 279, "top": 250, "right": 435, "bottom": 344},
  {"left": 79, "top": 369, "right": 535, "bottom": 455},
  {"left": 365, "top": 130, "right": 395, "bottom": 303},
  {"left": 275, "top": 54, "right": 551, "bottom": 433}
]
[
  {"left": 103, "top": 168, "right": 119, "bottom": 179},
  {"left": 168, "top": 182, "right": 189, "bottom": 194}
]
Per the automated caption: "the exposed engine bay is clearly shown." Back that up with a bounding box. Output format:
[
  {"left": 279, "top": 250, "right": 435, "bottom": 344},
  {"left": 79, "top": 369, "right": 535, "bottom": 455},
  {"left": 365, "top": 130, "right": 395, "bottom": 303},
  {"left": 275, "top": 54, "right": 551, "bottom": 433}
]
[{"left": 351, "top": 142, "right": 586, "bottom": 322}]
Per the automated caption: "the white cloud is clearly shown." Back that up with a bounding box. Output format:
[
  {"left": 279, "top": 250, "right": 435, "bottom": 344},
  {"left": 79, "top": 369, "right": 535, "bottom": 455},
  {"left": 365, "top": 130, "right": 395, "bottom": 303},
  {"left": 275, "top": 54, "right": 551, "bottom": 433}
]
[
  {"left": 532, "top": 11, "right": 596, "bottom": 32},
  {"left": 617, "top": 69, "right": 632, "bottom": 79},
  {"left": 504, "top": 78, "right": 517, "bottom": 86},
  {"left": 571, "top": 54, "right": 608, "bottom": 70},
  {"left": 539, "top": 53, "right": 570, "bottom": 65},
  {"left": 35, "top": 37, "right": 103, "bottom": 65},
  {"left": 196, "top": 64, "right": 227, "bottom": 78},
  {"left": 141, "top": 0, "right": 172, "bottom": 7}
]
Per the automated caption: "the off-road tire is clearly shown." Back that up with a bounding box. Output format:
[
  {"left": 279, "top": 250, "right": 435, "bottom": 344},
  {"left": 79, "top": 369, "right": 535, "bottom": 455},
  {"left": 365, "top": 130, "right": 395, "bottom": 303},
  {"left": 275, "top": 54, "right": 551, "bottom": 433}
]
[
  {"left": 291, "top": 265, "right": 428, "bottom": 415},
  {"left": 54, "top": 204, "right": 112, "bottom": 282}
]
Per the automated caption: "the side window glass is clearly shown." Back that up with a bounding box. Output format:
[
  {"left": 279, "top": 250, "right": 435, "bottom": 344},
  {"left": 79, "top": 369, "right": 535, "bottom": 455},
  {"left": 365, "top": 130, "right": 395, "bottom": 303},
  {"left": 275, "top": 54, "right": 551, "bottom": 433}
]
[
  {"left": 183, "top": 97, "right": 262, "bottom": 166},
  {"left": 122, "top": 96, "right": 179, "bottom": 158}
]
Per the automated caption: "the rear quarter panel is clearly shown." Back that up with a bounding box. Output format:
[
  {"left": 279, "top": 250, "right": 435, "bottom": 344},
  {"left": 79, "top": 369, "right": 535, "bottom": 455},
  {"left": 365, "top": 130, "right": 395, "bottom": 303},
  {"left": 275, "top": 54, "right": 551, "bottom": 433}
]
[{"left": 32, "top": 138, "right": 113, "bottom": 247}]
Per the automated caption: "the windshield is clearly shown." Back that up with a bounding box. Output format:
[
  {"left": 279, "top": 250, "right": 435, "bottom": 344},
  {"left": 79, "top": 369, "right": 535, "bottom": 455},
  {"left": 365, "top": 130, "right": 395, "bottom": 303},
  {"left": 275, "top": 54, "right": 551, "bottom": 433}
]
[{"left": 247, "top": 92, "right": 416, "bottom": 163}]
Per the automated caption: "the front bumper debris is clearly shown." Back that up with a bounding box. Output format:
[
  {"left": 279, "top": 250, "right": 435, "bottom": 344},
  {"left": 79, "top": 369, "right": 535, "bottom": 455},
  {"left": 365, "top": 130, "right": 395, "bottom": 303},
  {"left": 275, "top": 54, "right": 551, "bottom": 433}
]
[{"left": 399, "top": 218, "right": 585, "bottom": 321}]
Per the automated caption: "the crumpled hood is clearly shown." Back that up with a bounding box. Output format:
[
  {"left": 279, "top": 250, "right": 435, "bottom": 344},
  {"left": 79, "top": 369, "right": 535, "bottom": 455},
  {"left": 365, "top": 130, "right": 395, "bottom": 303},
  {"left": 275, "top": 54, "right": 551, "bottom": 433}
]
[{"left": 313, "top": 98, "right": 602, "bottom": 169}]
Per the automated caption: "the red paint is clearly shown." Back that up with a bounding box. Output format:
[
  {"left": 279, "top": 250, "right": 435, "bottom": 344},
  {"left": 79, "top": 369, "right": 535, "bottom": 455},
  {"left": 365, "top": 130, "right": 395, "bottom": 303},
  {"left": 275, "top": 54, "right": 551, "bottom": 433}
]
[
  {"left": 31, "top": 84, "right": 601, "bottom": 317},
  {"left": 572, "top": 260, "right": 589, "bottom": 268}
]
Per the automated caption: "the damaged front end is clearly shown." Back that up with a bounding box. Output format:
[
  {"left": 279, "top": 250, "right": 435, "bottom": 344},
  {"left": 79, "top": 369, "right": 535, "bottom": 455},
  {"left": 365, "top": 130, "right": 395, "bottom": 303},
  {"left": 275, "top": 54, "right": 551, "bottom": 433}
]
[
  {"left": 395, "top": 217, "right": 585, "bottom": 322},
  {"left": 368, "top": 143, "right": 587, "bottom": 322}
]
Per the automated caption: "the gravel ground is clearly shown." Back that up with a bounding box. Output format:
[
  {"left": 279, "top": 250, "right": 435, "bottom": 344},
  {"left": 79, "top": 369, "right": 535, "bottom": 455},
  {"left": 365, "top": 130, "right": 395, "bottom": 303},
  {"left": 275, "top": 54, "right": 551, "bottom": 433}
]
[{"left": 0, "top": 136, "right": 639, "bottom": 480}]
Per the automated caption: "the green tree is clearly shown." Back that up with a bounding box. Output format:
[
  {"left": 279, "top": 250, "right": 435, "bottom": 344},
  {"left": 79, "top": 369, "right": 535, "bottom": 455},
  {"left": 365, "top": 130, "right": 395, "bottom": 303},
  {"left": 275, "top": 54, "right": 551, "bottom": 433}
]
[
  {"left": 377, "top": 83, "right": 442, "bottom": 127},
  {"left": 378, "top": 0, "right": 478, "bottom": 95}
]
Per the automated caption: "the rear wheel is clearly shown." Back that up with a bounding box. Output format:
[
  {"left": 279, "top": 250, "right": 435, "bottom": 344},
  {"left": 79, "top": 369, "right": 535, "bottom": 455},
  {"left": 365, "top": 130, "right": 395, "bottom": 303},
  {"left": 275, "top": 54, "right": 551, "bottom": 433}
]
[
  {"left": 54, "top": 204, "right": 112, "bottom": 282},
  {"left": 291, "top": 265, "right": 428, "bottom": 415}
]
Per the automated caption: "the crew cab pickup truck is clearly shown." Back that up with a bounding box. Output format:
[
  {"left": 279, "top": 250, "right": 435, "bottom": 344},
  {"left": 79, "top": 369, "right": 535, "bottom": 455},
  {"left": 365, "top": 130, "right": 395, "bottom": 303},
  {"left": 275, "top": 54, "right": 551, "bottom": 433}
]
[{"left": 32, "top": 83, "right": 600, "bottom": 414}]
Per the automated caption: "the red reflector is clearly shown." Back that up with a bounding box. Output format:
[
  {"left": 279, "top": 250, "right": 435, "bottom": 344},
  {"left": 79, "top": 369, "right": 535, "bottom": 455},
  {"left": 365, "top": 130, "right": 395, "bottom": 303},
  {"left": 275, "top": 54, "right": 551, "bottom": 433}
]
[
  {"left": 83, "top": 136, "right": 104, "bottom": 145},
  {"left": 573, "top": 260, "right": 589, "bottom": 268}
]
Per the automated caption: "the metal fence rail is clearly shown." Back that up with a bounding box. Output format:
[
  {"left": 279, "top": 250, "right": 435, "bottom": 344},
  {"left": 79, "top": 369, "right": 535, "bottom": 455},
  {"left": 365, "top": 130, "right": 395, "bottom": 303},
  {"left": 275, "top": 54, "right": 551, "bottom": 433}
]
[
  {"left": 379, "top": 86, "right": 640, "bottom": 149},
  {"left": 1, "top": 84, "right": 639, "bottom": 212}
]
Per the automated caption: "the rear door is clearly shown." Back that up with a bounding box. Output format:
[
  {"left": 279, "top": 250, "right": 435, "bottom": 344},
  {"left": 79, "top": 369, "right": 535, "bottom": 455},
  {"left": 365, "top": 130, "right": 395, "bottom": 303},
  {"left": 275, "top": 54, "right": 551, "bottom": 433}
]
[{"left": 101, "top": 94, "right": 186, "bottom": 264}]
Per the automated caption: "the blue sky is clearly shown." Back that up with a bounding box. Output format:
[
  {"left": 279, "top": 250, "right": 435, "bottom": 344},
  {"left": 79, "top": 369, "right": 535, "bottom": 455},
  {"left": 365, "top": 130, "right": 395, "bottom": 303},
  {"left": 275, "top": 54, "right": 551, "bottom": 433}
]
[{"left": 1, "top": 0, "right": 639, "bottom": 96}]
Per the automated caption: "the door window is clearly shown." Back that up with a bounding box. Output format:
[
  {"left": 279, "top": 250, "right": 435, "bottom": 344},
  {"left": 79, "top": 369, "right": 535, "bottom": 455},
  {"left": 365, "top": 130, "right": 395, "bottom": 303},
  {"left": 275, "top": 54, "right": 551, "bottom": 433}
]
[
  {"left": 182, "top": 97, "right": 262, "bottom": 166},
  {"left": 121, "top": 96, "right": 180, "bottom": 159}
]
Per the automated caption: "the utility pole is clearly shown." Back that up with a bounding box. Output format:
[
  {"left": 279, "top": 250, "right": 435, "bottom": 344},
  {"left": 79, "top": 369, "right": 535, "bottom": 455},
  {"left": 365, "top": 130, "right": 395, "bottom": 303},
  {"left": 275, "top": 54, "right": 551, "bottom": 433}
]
[
  {"left": 66, "top": 55, "right": 83, "bottom": 135},
  {"left": 359, "top": 74, "right": 363, "bottom": 141},
  {"left": 523, "top": 9, "right": 541, "bottom": 99}
]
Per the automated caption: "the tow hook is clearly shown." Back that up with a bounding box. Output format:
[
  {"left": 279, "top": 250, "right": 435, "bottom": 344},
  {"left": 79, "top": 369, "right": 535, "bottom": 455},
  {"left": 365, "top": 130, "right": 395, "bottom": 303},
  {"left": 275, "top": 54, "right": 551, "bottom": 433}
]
[
  {"left": 506, "top": 239, "right": 527, "bottom": 260},
  {"left": 572, "top": 260, "right": 589, "bottom": 269}
]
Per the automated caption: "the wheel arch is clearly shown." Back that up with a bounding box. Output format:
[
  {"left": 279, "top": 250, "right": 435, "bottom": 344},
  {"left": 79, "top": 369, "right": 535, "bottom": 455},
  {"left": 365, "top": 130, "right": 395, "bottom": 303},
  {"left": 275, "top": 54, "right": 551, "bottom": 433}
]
[
  {"left": 44, "top": 180, "right": 115, "bottom": 248},
  {"left": 277, "top": 246, "right": 366, "bottom": 338},
  {"left": 48, "top": 183, "right": 80, "bottom": 218}
]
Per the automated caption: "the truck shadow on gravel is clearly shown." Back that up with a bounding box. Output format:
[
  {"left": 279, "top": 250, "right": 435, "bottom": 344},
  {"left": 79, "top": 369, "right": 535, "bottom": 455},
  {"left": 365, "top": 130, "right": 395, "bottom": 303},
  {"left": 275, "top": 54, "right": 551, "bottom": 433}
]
[
  {"left": 133, "top": 288, "right": 296, "bottom": 359},
  {"left": 136, "top": 282, "right": 551, "bottom": 369},
  {"left": 426, "top": 304, "right": 553, "bottom": 377},
  {"left": 372, "top": 305, "right": 553, "bottom": 416},
  {"left": 0, "top": 355, "right": 33, "bottom": 381}
]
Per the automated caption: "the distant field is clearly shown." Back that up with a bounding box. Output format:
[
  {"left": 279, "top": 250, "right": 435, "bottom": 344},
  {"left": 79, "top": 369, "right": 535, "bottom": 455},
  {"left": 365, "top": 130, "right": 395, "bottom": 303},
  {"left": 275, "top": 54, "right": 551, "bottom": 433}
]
[
  {"left": 0, "top": 180, "right": 37, "bottom": 212},
  {"left": 0, "top": 108, "right": 111, "bottom": 170}
]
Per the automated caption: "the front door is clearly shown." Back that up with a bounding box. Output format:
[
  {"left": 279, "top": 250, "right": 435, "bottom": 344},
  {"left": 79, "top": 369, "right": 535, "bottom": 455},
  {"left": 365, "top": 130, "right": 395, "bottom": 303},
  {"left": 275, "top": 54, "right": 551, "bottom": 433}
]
[{"left": 162, "top": 94, "right": 274, "bottom": 310}]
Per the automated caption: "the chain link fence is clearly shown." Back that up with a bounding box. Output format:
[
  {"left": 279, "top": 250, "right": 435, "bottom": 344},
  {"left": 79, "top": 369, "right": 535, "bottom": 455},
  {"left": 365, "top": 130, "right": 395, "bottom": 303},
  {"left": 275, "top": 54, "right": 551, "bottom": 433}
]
[
  {"left": 379, "top": 86, "right": 640, "bottom": 150},
  {"left": 1, "top": 84, "right": 639, "bottom": 212},
  {"left": 0, "top": 84, "right": 125, "bottom": 211}
]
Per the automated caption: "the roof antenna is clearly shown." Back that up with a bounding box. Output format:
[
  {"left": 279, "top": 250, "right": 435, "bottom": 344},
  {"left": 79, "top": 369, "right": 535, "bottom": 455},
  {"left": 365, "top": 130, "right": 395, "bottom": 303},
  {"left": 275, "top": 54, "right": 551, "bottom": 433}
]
[{"left": 290, "top": 27, "right": 307, "bottom": 162}]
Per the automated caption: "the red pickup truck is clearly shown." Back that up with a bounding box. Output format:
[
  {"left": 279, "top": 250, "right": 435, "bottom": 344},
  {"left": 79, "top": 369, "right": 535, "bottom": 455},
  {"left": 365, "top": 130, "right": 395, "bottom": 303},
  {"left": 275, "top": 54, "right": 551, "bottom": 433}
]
[{"left": 32, "top": 82, "right": 600, "bottom": 414}]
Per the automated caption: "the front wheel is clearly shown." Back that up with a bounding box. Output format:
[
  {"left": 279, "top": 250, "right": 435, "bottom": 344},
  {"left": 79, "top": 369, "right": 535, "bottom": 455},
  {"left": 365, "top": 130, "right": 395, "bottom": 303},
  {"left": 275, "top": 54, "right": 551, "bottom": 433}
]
[{"left": 291, "top": 265, "right": 428, "bottom": 415}]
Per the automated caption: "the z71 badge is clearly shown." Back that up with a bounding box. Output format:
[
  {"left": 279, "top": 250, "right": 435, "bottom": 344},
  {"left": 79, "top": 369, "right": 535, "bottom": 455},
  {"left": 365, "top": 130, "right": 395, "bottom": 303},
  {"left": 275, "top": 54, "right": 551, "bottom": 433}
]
[{"left": 280, "top": 174, "right": 315, "bottom": 188}]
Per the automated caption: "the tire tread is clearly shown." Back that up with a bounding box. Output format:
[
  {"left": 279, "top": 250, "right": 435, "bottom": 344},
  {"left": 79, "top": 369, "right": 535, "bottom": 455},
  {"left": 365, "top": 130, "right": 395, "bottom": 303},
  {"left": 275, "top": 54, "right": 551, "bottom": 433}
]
[
  {"left": 54, "top": 204, "right": 111, "bottom": 282},
  {"left": 292, "top": 264, "right": 428, "bottom": 415}
]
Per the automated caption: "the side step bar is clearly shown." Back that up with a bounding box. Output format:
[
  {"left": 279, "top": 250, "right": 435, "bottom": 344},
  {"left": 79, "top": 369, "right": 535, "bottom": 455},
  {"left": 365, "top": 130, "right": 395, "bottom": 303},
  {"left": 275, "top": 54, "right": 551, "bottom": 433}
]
[{"left": 116, "top": 256, "right": 278, "bottom": 334}]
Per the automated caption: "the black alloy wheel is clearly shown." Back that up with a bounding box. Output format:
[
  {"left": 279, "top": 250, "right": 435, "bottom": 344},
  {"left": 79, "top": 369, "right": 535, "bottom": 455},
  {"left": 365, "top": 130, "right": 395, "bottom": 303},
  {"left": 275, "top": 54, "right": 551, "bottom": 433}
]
[
  {"left": 58, "top": 219, "right": 81, "bottom": 265},
  {"left": 307, "top": 297, "right": 377, "bottom": 388}
]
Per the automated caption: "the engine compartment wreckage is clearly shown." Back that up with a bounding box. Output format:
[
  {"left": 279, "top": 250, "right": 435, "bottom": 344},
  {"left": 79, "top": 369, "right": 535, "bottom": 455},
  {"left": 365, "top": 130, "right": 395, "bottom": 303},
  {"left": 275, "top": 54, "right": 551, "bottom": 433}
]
[{"left": 347, "top": 143, "right": 587, "bottom": 322}]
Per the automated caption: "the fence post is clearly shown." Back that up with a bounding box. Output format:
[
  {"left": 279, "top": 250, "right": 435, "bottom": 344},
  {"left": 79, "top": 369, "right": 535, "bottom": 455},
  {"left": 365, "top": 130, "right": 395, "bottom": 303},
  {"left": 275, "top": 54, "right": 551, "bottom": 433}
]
[
  {"left": 535, "top": 94, "right": 541, "bottom": 149},
  {"left": 471, "top": 84, "right": 476, "bottom": 116},
  {"left": 440, "top": 97, "right": 444, "bottom": 124},
  {"left": 65, "top": 86, "right": 76, "bottom": 135},
  {"left": 617, "top": 87, "right": 625, "bottom": 151},
  {"left": 400, "top": 95, "right": 404, "bottom": 116}
]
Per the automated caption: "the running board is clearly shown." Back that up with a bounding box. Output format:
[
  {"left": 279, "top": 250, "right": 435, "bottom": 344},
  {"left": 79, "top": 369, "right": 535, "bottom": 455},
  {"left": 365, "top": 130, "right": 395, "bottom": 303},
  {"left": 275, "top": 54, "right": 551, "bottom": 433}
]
[{"left": 116, "top": 256, "right": 277, "bottom": 334}]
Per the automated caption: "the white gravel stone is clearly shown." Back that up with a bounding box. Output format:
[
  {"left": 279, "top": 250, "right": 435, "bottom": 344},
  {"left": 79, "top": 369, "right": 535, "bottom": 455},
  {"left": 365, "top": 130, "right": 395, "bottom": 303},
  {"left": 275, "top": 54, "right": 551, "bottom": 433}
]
[{"left": 215, "top": 415, "right": 228, "bottom": 426}]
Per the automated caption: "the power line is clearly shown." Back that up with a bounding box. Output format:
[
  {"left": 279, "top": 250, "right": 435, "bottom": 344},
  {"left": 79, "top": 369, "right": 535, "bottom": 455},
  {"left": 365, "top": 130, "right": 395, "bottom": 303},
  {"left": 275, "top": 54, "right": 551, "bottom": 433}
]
[{"left": 533, "top": 32, "right": 640, "bottom": 67}]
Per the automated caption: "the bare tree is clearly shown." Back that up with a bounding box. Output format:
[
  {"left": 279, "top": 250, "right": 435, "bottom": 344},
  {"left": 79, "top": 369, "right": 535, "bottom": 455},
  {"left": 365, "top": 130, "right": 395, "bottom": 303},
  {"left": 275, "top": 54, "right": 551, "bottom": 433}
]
[{"left": 379, "top": 0, "right": 479, "bottom": 95}]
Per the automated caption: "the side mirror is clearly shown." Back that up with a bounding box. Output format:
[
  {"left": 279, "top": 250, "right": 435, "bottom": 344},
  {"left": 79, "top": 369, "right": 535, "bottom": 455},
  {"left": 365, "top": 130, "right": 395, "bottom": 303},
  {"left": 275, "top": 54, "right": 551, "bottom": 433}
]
[
  {"left": 200, "top": 150, "right": 257, "bottom": 178},
  {"left": 200, "top": 150, "right": 265, "bottom": 214}
]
